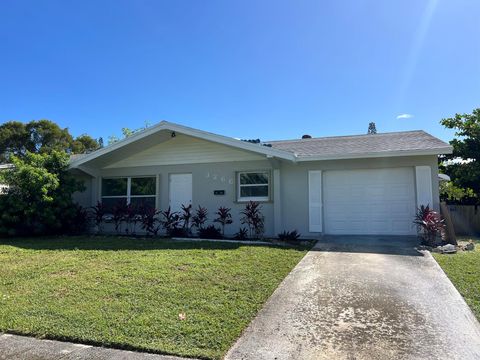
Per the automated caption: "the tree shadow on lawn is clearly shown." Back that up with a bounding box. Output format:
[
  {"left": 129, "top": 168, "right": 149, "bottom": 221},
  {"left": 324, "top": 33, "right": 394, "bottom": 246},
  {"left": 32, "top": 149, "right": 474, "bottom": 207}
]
[{"left": 0, "top": 235, "right": 311, "bottom": 252}]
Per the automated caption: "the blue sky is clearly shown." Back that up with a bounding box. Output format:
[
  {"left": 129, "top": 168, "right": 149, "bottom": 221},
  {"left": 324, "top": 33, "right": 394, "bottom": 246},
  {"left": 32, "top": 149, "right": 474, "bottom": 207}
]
[{"left": 0, "top": 0, "right": 478, "bottom": 142}]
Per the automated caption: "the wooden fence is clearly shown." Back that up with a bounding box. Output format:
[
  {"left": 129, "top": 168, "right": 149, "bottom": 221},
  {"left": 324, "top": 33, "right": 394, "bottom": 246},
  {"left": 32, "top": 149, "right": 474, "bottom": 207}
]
[{"left": 446, "top": 205, "right": 480, "bottom": 236}]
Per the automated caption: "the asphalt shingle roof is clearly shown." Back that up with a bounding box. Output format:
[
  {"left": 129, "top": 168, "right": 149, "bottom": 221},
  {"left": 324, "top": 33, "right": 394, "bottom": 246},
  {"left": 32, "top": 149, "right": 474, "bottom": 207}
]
[{"left": 267, "top": 130, "right": 451, "bottom": 158}]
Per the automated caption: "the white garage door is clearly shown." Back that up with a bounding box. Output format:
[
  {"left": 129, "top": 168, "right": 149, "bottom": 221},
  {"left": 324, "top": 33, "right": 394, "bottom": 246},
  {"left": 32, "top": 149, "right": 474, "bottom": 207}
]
[{"left": 324, "top": 168, "right": 416, "bottom": 235}]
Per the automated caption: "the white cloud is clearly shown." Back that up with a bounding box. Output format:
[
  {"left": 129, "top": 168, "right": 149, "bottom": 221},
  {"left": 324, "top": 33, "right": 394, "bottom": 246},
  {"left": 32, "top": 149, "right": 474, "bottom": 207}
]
[{"left": 396, "top": 113, "right": 414, "bottom": 119}]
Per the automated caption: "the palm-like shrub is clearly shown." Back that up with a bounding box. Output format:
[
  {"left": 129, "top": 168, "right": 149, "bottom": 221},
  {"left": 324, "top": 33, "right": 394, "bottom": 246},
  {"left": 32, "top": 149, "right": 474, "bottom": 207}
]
[
  {"left": 240, "top": 201, "right": 264, "bottom": 239},
  {"left": 192, "top": 206, "right": 208, "bottom": 230},
  {"left": 413, "top": 205, "right": 445, "bottom": 246},
  {"left": 214, "top": 206, "right": 233, "bottom": 238}
]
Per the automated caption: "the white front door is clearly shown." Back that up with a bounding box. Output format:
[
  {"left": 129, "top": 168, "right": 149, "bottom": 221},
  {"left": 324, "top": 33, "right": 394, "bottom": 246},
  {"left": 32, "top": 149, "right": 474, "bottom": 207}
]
[
  {"left": 323, "top": 168, "right": 416, "bottom": 235},
  {"left": 169, "top": 173, "right": 192, "bottom": 212}
]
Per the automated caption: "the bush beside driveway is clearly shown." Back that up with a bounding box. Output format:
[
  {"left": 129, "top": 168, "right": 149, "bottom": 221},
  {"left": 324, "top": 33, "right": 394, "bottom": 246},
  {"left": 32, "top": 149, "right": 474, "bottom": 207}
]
[{"left": 0, "top": 236, "right": 309, "bottom": 359}]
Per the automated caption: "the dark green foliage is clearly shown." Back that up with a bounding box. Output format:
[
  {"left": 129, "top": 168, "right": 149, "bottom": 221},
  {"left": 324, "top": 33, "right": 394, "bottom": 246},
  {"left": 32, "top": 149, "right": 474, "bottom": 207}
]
[
  {"left": 214, "top": 206, "right": 233, "bottom": 237},
  {"left": 277, "top": 230, "right": 301, "bottom": 242},
  {"left": 140, "top": 206, "right": 161, "bottom": 236},
  {"left": 240, "top": 201, "right": 265, "bottom": 239},
  {"left": 91, "top": 201, "right": 107, "bottom": 233},
  {"left": 160, "top": 207, "right": 181, "bottom": 235},
  {"left": 0, "top": 151, "right": 85, "bottom": 236},
  {"left": 198, "top": 225, "right": 223, "bottom": 239},
  {"left": 234, "top": 227, "right": 249, "bottom": 240},
  {"left": 0, "top": 120, "right": 100, "bottom": 163},
  {"left": 112, "top": 200, "right": 128, "bottom": 234},
  {"left": 440, "top": 108, "right": 480, "bottom": 204}
]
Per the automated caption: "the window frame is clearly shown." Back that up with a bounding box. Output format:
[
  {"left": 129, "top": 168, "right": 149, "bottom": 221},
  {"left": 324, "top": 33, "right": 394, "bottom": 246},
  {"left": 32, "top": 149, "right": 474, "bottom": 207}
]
[
  {"left": 236, "top": 170, "right": 271, "bottom": 202},
  {"left": 101, "top": 176, "right": 157, "bottom": 208}
]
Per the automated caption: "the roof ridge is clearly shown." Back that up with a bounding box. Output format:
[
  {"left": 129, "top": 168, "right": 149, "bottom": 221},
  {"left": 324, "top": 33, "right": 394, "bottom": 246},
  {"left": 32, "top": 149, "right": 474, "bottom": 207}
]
[{"left": 266, "top": 130, "right": 427, "bottom": 144}]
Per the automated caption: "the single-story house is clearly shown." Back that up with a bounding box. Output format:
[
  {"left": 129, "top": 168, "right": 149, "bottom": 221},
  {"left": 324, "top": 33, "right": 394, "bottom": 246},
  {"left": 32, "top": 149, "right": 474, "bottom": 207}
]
[{"left": 69, "top": 121, "right": 452, "bottom": 237}]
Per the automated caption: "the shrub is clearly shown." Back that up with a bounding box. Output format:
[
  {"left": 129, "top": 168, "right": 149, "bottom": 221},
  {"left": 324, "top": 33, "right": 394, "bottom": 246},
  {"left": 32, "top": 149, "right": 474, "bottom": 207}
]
[
  {"left": 112, "top": 200, "right": 128, "bottom": 235},
  {"left": 160, "top": 207, "right": 180, "bottom": 235},
  {"left": 192, "top": 206, "right": 208, "bottom": 233},
  {"left": 234, "top": 227, "right": 249, "bottom": 240},
  {"left": 277, "top": 230, "right": 301, "bottom": 242},
  {"left": 140, "top": 206, "right": 161, "bottom": 236},
  {"left": 62, "top": 204, "right": 89, "bottom": 235},
  {"left": 180, "top": 204, "right": 193, "bottom": 235},
  {"left": 123, "top": 203, "right": 140, "bottom": 235},
  {"left": 198, "top": 225, "right": 222, "bottom": 239},
  {"left": 413, "top": 205, "right": 446, "bottom": 246},
  {"left": 240, "top": 201, "right": 265, "bottom": 239},
  {"left": 91, "top": 201, "right": 106, "bottom": 234},
  {"left": 0, "top": 151, "right": 85, "bottom": 236},
  {"left": 214, "top": 206, "right": 233, "bottom": 238}
]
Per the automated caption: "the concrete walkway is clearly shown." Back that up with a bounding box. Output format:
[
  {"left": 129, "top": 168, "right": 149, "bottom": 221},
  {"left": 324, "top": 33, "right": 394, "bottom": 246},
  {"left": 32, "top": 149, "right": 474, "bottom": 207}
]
[
  {"left": 0, "top": 333, "right": 191, "bottom": 360},
  {"left": 226, "top": 236, "right": 480, "bottom": 360}
]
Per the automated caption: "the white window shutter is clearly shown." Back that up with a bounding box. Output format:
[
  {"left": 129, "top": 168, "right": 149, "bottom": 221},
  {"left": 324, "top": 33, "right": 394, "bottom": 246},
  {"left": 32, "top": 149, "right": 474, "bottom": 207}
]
[
  {"left": 308, "top": 170, "right": 323, "bottom": 232},
  {"left": 415, "top": 166, "right": 433, "bottom": 208}
]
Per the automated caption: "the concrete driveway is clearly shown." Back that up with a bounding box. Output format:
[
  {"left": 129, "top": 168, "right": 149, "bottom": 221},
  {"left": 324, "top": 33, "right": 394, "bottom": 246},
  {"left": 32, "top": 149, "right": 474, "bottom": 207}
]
[{"left": 226, "top": 236, "right": 480, "bottom": 360}]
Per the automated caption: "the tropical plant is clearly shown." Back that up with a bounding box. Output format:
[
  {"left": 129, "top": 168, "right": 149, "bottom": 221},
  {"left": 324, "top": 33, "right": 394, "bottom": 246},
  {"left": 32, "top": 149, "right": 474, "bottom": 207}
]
[
  {"left": 112, "top": 200, "right": 128, "bottom": 234},
  {"left": 90, "top": 201, "right": 106, "bottom": 234},
  {"left": 240, "top": 201, "right": 265, "bottom": 239},
  {"left": 234, "top": 227, "right": 248, "bottom": 240},
  {"left": 159, "top": 207, "right": 180, "bottom": 235},
  {"left": 140, "top": 206, "right": 161, "bottom": 236},
  {"left": 277, "top": 230, "right": 301, "bottom": 242},
  {"left": 123, "top": 203, "right": 139, "bottom": 235},
  {"left": 413, "top": 205, "right": 446, "bottom": 246},
  {"left": 198, "top": 225, "right": 222, "bottom": 239},
  {"left": 192, "top": 205, "right": 208, "bottom": 233},
  {"left": 214, "top": 206, "right": 233, "bottom": 238},
  {"left": 180, "top": 204, "right": 193, "bottom": 234}
]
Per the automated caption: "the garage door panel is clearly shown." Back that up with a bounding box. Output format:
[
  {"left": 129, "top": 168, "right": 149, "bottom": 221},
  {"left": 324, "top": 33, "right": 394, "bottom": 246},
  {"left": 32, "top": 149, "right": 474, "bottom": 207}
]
[{"left": 324, "top": 168, "right": 416, "bottom": 235}]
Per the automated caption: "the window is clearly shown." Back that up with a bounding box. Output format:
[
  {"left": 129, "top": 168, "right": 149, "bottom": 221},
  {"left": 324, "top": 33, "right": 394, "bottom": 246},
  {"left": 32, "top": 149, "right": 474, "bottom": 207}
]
[
  {"left": 101, "top": 177, "right": 156, "bottom": 211},
  {"left": 237, "top": 171, "right": 270, "bottom": 202}
]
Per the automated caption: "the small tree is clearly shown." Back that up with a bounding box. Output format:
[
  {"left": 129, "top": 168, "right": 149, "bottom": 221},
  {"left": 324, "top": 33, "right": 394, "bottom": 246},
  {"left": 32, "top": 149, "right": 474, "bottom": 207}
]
[
  {"left": 214, "top": 206, "right": 233, "bottom": 238},
  {"left": 440, "top": 108, "right": 480, "bottom": 203},
  {"left": 0, "top": 151, "right": 85, "bottom": 236}
]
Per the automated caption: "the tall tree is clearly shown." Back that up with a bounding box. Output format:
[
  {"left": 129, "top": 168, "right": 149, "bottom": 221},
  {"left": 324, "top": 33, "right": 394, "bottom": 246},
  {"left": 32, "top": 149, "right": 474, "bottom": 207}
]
[
  {"left": 0, "top": 120, "right": 100, "bottom": 163},
  {"left": 440, "top": 108, "right": 480, "bottom": 203},
  {"left": 0, "top": 121, "right": 30, "bottom": 162}
]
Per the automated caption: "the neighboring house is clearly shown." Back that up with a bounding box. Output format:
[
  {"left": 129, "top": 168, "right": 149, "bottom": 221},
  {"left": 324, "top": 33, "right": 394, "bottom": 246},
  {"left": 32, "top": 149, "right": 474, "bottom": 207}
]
[
  {"left": 69, "top": 121, "right": 452, "bottom": 237},
  {"left": 0, "top": 164, "right": 13, "bottom": 194}
]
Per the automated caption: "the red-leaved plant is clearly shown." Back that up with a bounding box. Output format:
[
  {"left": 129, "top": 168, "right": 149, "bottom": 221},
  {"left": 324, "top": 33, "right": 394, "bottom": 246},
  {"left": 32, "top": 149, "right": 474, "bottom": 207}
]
[
  {"left": 413, "top": 205, "right": 445, "bottom": 246},
  {"left": 214, "top": 206, "right": 233, "bottom": 238},
  {"left": 240, "top": 201, "right": 264, "bottom": 239}
]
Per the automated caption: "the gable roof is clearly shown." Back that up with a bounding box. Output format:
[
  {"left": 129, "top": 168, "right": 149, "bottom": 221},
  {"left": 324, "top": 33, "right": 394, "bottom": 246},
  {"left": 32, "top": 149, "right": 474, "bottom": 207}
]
[
  {"left": 267, "top": 130, "right": 452, "bottom": 161},
  {"left": 69, "top": 121, "right": 452, "bottom": 169},
  {"left": 69, "top": 121, "right": 296, "bottom": 168}
]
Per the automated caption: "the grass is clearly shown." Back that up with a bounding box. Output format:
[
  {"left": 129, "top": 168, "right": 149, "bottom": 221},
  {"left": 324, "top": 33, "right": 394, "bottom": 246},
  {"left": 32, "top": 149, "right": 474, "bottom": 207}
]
[
  {"left": 0, "top": 236, "right": 310, "bottom": 359},
  {"left": 432, "top": 236, "right": 480, "bottom": 320}
]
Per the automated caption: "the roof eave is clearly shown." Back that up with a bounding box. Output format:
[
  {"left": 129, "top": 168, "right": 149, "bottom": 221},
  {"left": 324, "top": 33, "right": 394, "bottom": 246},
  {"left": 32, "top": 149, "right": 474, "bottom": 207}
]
[
  {"left": 69, "top": 121, "right": 296, "bottom": 168},
  {"left": 295, "top": 147, "right": 453, "bottom": 162}
]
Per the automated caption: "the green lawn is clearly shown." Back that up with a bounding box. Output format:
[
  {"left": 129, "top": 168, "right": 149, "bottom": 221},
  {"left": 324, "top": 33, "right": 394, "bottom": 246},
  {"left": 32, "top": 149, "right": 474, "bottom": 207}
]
[
  {"left": 0, "top": 237, "right": 309, "bottom": 359},
  {"left": 433, "top": 237, "right": 480, "bottom": 320}
]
